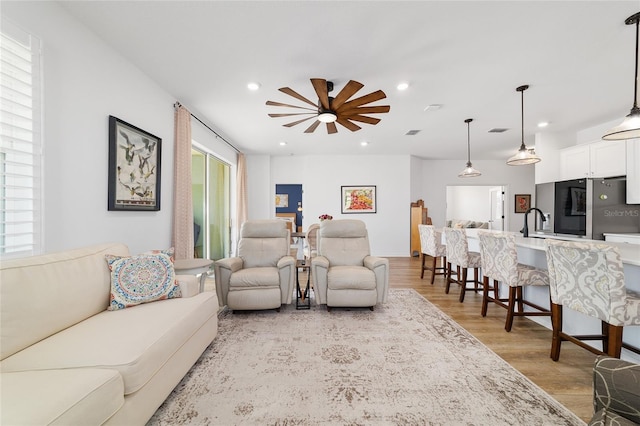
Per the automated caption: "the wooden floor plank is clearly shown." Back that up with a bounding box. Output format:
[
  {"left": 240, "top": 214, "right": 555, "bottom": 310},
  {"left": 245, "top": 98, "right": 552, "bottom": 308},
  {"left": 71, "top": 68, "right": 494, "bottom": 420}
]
[{"left": 387, "top": 256, "right": 594, "bottom": 422}]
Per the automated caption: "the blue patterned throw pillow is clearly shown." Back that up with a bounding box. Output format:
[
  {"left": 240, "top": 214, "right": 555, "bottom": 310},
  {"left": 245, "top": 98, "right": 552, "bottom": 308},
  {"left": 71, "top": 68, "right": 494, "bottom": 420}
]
[{"left": 105, "top": 253, "right": 181, "bottom": 311}]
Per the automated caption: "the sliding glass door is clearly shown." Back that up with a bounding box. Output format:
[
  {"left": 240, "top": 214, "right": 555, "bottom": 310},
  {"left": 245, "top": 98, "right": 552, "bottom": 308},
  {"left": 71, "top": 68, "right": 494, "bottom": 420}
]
[{"left": 192, "top": 148, "right": 230, "bottom": 260}]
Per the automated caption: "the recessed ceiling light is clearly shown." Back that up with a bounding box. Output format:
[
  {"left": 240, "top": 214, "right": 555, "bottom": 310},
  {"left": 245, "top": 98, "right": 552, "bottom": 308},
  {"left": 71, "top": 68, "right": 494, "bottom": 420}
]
[
  {"left": 537, "top": 121, "right": 549, "bottom": 128},
  {"left": 424, "top": 104, "right": 442, "bottom": 112},
  {"left": 397, "top": 82, "right": 409, "bottom": 91},
  {"left": 247, "top": 82, "right": 261, "bottom": 91},
  {"left": 279, "top": 141, "right": 287, "bottom": 146},
  {"left": 360, "top": 141, "right": 369, "bottom": 146}
]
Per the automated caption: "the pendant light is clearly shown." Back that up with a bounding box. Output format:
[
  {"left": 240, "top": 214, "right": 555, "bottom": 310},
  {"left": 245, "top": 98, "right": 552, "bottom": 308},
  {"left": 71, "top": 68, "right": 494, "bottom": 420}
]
[
  {"left": 602, "top": 12, "right": 640, "bottom": 140},
  {"left": 458, "top": 118, "right": 481, "bottom": 177},
  {"left": 507, "top": 85, "right": 541, "bottom": 166}
]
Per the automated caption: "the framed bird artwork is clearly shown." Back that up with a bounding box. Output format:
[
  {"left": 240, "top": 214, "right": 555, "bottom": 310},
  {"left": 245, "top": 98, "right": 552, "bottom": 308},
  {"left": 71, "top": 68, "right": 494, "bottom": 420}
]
[{"left": 108, "top": 115, "right": 161, "bottom": 211}]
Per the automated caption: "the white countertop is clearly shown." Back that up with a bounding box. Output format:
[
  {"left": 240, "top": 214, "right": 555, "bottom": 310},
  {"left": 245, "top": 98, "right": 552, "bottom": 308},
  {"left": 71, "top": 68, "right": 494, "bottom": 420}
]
[{"left": 463, "top": 228, "right": 640, "bottom": 267}]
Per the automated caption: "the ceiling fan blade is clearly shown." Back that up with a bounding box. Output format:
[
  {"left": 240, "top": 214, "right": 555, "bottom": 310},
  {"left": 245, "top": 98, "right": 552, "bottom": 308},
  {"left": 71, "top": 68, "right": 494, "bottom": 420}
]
[
  {"left": 268, "top": 113, "right": 316, "bottom": 118},
  {"left": 335, "top": 90, "right": 387, "bottom": 112},
  {"left": 336, "top": 117, "right": 362, "bottom": 132},
  {"left": 284, "top": 116, "right": 317, "bottom": 127},
  {"left": 266, "top": 100, "right": 317, "bottom": 111},
  {"left": 279, "top": 87, "right": 318, "bottom": 108},
  {"left": 311, "top": 78, "right": 330, "bottom": 111},
  {"left": 339, "top": 105, "right": 390, "bottom": 115},
  {"left": 342, "top": 114, "right": 381, "bottom": 125},
  {"left": 331, "top": 80, "right": 364, "bottom": 110},
  {"left": 327, "top": 122, "right": 338, "bottom": 134},
  {"left": 304, "top": 120, "right": 321, "bottom": 133}
]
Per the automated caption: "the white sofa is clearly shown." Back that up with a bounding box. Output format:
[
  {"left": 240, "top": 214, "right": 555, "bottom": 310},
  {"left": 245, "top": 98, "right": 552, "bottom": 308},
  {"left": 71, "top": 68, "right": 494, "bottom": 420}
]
[{"left": 0, "top": 243, "right": 219, "bottom": 425}]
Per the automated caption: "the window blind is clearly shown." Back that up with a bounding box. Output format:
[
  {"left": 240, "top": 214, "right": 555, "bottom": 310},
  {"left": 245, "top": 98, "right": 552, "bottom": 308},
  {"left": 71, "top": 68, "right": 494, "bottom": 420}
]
[{"left": 1, "top": 20, "right": 42, "bottom": 258}]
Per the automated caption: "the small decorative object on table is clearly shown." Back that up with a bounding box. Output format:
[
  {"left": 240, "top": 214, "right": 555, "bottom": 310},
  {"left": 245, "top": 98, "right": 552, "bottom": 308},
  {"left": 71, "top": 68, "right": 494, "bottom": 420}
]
[{"left": 319, "top": 214, "right": 333, "bottom": 221}]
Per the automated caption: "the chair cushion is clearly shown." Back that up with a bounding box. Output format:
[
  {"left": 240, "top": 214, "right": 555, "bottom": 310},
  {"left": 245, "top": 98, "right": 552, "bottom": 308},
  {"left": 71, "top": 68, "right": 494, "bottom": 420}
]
[
  {"left": 230, "top": 267, "right": 280, "bottom": 288},
  {"left": 516, "top": 264, "right": 549, "bottom": 287},
  {"left": 468, "top": 252, "right": 482, "bottom": 268},
  {"left": 328, "top": 266, "right": 376, "bottom": 290}
]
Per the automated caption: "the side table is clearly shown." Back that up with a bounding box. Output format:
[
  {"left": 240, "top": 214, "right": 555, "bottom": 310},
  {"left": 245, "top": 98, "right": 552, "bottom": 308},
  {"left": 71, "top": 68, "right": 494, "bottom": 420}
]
[
  {"left": 173, "top": 258, "right": 214, "bottom": 293},
  {"left": 296, "top": 259, "right": 311, "bottom": 310}
]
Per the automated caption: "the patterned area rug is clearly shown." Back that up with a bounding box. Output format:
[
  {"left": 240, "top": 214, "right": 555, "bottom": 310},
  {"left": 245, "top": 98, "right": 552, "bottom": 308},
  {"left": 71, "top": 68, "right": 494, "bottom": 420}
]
[{"left": 148, "top": 289, "right": 585, "bottom": 425}]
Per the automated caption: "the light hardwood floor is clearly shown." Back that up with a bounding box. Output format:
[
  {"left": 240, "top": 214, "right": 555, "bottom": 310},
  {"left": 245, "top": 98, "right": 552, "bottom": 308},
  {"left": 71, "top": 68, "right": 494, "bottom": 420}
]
[{"left": 387, "top": 256, "right": 594, "bottom": 423}]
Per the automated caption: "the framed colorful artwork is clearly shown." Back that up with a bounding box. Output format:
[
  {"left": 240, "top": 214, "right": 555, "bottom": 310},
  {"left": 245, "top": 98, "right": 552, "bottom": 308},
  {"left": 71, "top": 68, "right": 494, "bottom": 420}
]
[
  {"left": 514, "top": 194, "right": 531, "bottom": 213},
  {"left": 341, "top": 185, "right": 377, "bottom": 214},
  {"left": 108, "top": 116, "right": 162, "bottom": 211}
]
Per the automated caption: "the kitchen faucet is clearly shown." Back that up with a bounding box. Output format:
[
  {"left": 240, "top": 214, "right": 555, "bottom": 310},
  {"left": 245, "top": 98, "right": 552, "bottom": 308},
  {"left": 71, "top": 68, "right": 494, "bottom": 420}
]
[{"left": 521, "top": 207, "right": 546, "bottom": 238}]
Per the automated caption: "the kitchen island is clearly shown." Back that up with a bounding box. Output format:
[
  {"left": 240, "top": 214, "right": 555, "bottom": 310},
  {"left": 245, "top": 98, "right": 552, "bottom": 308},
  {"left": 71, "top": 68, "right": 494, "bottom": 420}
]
[{"left": 463, "top": 229, "right": 640, "bottom": 363}]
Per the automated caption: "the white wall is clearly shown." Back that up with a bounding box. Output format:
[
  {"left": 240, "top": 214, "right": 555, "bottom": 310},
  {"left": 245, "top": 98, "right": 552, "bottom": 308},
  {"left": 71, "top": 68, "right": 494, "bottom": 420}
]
[
  {"left": 4, "top": 2, "right": 236, "bottom": 255},
  {"left": 446, "top": 186, "right": 493, "bottom": 222},
  {"left": 420, "top": 159, "right": 536, "bottom": 233},
  {"left": 246, "top": 154, "right": 412, "bottom": 256}
]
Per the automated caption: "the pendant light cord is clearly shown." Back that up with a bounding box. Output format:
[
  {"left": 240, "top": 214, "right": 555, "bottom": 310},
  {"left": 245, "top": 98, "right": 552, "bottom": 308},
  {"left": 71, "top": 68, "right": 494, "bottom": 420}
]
[
  {"left": 634, "top": 18, "right": 639, "bottom": 109},
  {"left": 467, "top": 121, "right": 471, "bottom": 163},
  {"left": 520, "top": 88, "right": 526, "bottom": 150}
]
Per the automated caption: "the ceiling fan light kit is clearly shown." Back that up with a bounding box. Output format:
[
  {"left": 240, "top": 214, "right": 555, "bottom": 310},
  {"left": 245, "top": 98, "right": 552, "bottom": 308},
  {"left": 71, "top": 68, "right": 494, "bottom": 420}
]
[
  {"left": 507, "top": 84, "right": 542, "bottom": 166},
  {"left": 266, "top": 78, "right": 390, "bottom": 134},
  {"left": 603, "top": 11, "right": 640, "bottom": 140},
  {"left": 459, "top": 118, "right": 481, "bottom": 178}
]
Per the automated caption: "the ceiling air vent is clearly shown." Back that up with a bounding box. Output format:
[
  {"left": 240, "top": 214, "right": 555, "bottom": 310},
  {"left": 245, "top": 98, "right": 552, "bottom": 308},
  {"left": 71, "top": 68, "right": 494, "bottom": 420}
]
[
  {"left": 405, "top": 130, "right": 421, "bottom": 136},
  {"left": 488, "top": 128, "right": 509, "bottom": 133}
]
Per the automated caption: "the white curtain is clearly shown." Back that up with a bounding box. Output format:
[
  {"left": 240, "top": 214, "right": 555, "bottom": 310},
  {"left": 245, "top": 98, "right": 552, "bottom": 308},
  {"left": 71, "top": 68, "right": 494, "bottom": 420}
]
[{"left": 172, "top": 105, "right": 194, "bottom": 259}]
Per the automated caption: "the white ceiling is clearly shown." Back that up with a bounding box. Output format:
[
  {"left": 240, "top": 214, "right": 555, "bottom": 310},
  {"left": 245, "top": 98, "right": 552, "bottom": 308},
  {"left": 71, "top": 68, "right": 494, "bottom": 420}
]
[{"left": 59, "top": 1, "right": 640, "bottom": 160}]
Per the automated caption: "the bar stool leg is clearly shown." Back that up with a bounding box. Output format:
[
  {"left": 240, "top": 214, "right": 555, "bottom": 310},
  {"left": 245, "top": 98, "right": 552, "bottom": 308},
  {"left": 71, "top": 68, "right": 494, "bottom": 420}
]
[
  {"left": 550, "top": 302, "right": 563, "bottom": 361},
  {"left": 607, "top": 324, "right": 624, "bottom": 358},
  {"left": 506, "top": 286, "right": 517, "bottom": 332},
  {"left": 430, "top": 256, "right": 437, "bottom": 285},
  {"left": 459, "top": 268, "right": 468, "bottom": 303},
  {"left": 481, "top": 276, "right": 490, "bottom": 317},
  {"left": 420, "top": 253, "right": 426, "bottom": 279}
]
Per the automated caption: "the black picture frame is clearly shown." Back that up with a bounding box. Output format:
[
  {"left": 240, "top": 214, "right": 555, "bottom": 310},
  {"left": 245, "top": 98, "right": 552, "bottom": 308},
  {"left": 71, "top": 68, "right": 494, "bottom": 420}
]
[{"left": 108, "top": 116, "right": 161, "bottom": 211}]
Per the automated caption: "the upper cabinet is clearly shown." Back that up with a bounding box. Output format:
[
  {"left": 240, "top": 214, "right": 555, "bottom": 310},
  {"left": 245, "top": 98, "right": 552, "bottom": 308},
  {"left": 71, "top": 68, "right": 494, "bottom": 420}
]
[
  {"left": 559, "top": 140, "right": 626, "bottom": 180},
  {"left": 627, "top": 139, "right": 640, "bottom": 204}
]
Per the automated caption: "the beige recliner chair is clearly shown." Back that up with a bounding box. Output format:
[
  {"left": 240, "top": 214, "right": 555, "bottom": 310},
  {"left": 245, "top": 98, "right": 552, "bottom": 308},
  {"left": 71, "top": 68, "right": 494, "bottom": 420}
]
[
  {"left": 312, "top": 219, "right": 389, "bottom": 310},
  {"left": 215, "top": 220, "right": 295, "bottom": 311}
]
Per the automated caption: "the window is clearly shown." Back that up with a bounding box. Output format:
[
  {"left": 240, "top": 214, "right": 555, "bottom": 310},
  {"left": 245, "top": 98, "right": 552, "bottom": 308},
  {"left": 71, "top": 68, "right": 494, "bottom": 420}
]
[
  {"left": 1, "top": 20, "right": 42, "bottom": 258},
  {"left": 192, "top": 148, "right": 231, "bottom": 260}
]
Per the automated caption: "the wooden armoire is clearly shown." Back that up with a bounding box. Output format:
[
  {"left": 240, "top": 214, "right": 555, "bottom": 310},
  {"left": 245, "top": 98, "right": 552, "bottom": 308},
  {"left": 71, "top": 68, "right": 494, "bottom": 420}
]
[{"left": 410, "top": 199, "right": 432, "bottom": 256}]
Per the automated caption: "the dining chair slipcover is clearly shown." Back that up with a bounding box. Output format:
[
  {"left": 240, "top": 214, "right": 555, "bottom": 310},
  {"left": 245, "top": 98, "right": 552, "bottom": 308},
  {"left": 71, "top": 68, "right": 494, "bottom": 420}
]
[
  {"left": 478, "top": 231, "right": 550, "bottom": 332},
  {"left": 214, "top": 220, "right": 295, "bottom": 311},
  {"left": 545, "top": 239, "right": 640, "bottom": 360},
  {"left": 312, "top": 219, "right": 389, "bottom": 310},
  {"left": 418, "top": 224, "right": 447, "bottom": 284}
]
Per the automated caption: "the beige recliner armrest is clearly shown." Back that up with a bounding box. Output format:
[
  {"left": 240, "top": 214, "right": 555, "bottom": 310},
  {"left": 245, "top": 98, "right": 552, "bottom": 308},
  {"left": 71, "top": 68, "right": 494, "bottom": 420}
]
[
  {"left": 214, "top": 257, "right": 243, "bottom": 307},
  {"left": 277, "top": 255, "right": 296, "bottom": 304},
  {"left": 364, "top": 255, "right": 390, "bottom": 304}
]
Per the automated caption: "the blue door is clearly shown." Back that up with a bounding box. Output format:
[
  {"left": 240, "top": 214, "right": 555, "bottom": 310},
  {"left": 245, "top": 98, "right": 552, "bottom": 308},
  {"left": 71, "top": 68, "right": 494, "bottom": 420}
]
[{"left": 275, "top": 184, "right": 302, "bottom": 231}]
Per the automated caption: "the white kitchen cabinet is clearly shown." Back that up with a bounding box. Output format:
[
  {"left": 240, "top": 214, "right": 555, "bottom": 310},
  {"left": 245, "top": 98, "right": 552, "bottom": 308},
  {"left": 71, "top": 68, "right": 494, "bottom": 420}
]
[
  {"left": 559, "top": 144, "right": 590, "bottom": 180},
  {"left": 627, "top": 138, "right": 640, "bottom": 204},
  {"left": 560, "top": 140, "right": 626, "bottom": 180}
]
